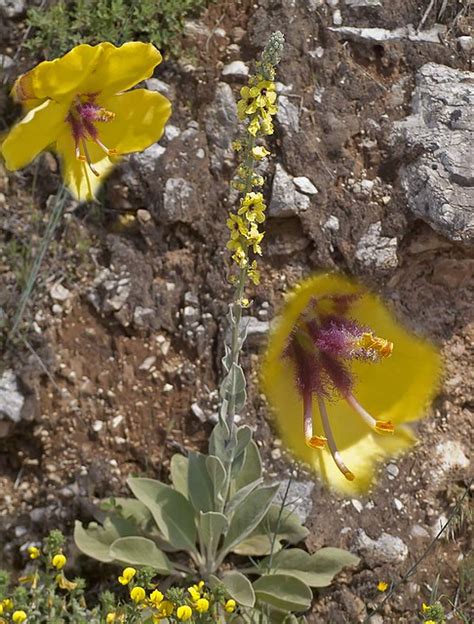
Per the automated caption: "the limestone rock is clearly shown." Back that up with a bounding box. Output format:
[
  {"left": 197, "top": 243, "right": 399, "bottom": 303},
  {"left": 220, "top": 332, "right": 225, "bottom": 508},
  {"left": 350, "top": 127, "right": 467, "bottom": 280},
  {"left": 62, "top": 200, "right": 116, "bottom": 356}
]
[
  {"left": 353, "top": 529, "right": 408, "bottom": 565},
  {"left": 355, "top": 221, "right": 398, "bottom": 271},
  {"left": 269, "top": 164, "right": 311, "bottom": 217},
  {"left": 392, "top": 63, "right": 474, "bottom": 245},
  {"left": 0, "top": 370, "right": 24, "bottom": 423},
  {"left": 204, "top": 82, "right": 239, "bottom": 173}
]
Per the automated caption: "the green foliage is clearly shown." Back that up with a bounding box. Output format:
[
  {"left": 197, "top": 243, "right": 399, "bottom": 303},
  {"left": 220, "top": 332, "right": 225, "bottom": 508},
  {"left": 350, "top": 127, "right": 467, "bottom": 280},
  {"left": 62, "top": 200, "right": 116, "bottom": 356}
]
[
  {"left": 25, "top": 0, "right": 212, "bottom": 59},
  {"left": 75, "top": 420, "right": 359, "bottom": 621}
]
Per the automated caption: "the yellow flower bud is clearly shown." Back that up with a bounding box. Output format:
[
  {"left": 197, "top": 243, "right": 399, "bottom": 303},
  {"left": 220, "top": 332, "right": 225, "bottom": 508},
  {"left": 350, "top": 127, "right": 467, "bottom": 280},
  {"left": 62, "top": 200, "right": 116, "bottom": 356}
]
[
  {"left": 12, "top": 611, "right": 27, "bottom": 623},
  {"left": 118, "top": 567, "right": 136, "bottom": 585},
  {"left": 106, "top": 614, "right": 116, "bottom": 623},
  {"left": 377, "top": 581, "right": 388, "bottom": 592},
  {"left": 225, "top": 599, "right": 237, "bottom": 613},
  {"left": 27, "top": 546, "right": 40, "bottom": 560},
  {"left": 51, "top": 554, "right": 66, "bottom": 570},
  {"left": 176, "top": 605, "right": 193, "bottom": 620},
  {"left": 195, "top": 598, "right": 209, "bottom": 613},
  {"left": 2, "top": 598, "right": 13, "bottom": 610},
  {"left": 130, "top": 586, "right": 146, "bottom": 603}
]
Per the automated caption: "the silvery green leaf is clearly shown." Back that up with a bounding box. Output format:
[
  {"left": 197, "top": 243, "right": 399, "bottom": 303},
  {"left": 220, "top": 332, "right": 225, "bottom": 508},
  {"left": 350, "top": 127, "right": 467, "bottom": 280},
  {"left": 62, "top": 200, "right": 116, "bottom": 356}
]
[
  {"left": 220, "top": 363, "right": 246, "bottom": 414},
  {"left": 206, "top": 455, "right": 227, "bottom": 510},
  {"left": 188, "top": 452, "right": 214, "bottom": 513},
  {"left": 74, "top": 520, "right": 116, "bottom": 563},
  {"left": 226, "top": 478, "right": 263, "bottom": 515},
  {"left": 109, "top": 536, "right": 170, "bottom": 572},
  {"left": 220, "top": 484, "right": 278, "bottom": 557},
  {"left": 233, "top": 505, "right": 309, "bottom": 556},
  {"left": 230, "top": 425, "right": 253, "bottom": 478},
  {"left": 253, "top": 574, "right": 312, "bottom": 612},
  {"left": 199, "top": 511, "right": 228, "bottom": 559},
  {"left": 233, "top": 439, "right": 262, "bottom": 491},
  {"left": 257, "top": 548, "right": 359, "bottom": 588},
  {"left": 105, "top": 497, "right": 153, "bottom": 529},
  {"left": 170, "top": 454, "right": 189, "bottom": 498},
  {"left": 127, "top": 477, "right": 197, "bottom": 553},
  {"left": 221, "top": 571, "right": 255, "bottom": 608},
  {"left": 209, "top": 420, "right": 233, "bottom": 463}
]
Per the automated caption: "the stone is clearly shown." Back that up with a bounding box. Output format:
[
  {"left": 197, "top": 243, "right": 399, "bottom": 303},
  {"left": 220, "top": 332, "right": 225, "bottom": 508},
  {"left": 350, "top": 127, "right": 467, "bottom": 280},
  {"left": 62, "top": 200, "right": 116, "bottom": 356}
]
[
  {"left": 276, "top": 96, "right": 300, "bottom": 134},
  {"left": 355, "top": 221, "right": 398, "bottom": 271},
  {"left": 204, "top": 82, "right": 238, "bottom": 173},
  {"left": 329, "top": 24, "right": 446, "bottom": 44},
  {"left": 130, "top": 143, "right": 166, "bottom": 178},
  {"left": 346, "top": 0, "right": 382, "bottom": 6},
  {"left": 221, "top": 60, "right": 249, "bottom": 80},
  {"left": 392, "top": 63, "right": 474, "bottom": 245},
  {"left": 164, "top": 125, "right": 181, "bottom": 142},
  {"left": 457, "top": 36, "right": 473, "bottom": 54},
  {"left": 191, "top": 402, "right": 206, "bottom": 424},
  {"left": 386, "top": 463, "right": 399, "bottom": 479},
  {"left": 0, "top": 54, "right": 15, "bottom": 70},
  {"left": 145, "top": 77, "right": 175, "bottom": 101},
  {"left": 323, "top": 215, "right": 340, "bottom": 232},
  {"left": 162, "top": 177, "right": 196, "bottom": 224},
  {"left": 353, "top": 529, "right": 408, "bottom": 565},
  {"left": 351, "top": 499, "right": 363, "bottom": 513},
  {"left": 50, "top": 282, "right": 72, "bottom": 302},
  {"left": 0, "top": 369, "right": 24, "bottom": 423},
  {"left": 274, "top": 479, "right": 315, "bottom": 523},
  {"left": 139, "top": 356, "right": 156, "bottom": 371},
  {"left": 0, "top": 0, "right": 25, "bottom": 18},
  {"left": 410, "top": 524, "right": 430, "bottom": 539},
  {"left": 432, "top": 440, "right": 469, "bottom": 484},
  {"left": 269, "top": 164, "right": 311, "bottom": 217},
  {"left": 332, "top": 9, "right": 342, "bottom": 25},
  {"left": 182, "top": 305, "right": 199, "bottom": 327},
  {"left": 239, "top": 317, "right": 270, "bottom": 347},
  {"left": 293, "top": 176, "right": 318, "bottom": 195}
]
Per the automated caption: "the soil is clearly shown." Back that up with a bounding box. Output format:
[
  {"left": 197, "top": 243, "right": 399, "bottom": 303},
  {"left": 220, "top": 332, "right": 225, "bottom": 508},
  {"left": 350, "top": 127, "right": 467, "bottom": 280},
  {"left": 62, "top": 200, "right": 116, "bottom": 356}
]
[{"left": 0, "top": 1, "right": 472, "bottom": 623}]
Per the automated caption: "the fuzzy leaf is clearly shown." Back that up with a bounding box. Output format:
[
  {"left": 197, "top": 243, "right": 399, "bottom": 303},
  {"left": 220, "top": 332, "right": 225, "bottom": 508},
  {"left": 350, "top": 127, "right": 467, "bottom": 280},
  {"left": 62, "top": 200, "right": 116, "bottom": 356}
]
[
  {"left": 233, "top": 439, "right": 262, "bottom": 491},
  {"left": 221, "top": 484, "right": 278, "bottom": 556},
  {"left": 253, "top": 574, "right": 312, "bottom": 612},
  {"left": 170, "top": 454, "right": 189, "bottom": 498},
  {"left": 127, "top": 477, "right": 197, "bottom": 552},
  {"left": 233, "top": 505, "right": 309, "bottom": 556},
  {"left": 257, "top": 547, "right": 359, "bottom": 587},
  {"left": 188, "top": 452, "right": 214, "bottom": 513},
  {"left": 109, "top": 536, "right": 170, "bottom": 572},
  {"left": 206, "top": 455, "right": 227, "bottom": 510},
  {"left": 74, "top": 520, "right": 115, "bottom": 563},
  {"left": 226, "top": 478, "right": 262, "bottom": 515},
  {"left": 221, "top": 571, "right": 255, "bottom": 608},
  {"left": 199, "top": 511, "right": 228, "bottom": 559}
]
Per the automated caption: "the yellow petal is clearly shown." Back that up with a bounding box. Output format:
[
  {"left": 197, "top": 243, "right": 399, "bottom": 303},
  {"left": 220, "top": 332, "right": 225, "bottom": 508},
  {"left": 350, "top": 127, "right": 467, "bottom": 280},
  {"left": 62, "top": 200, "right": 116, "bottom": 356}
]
[
  {"left": 1, "top": 99, "right": 69, "bottom": 170},
  {"left": 98, "top": 89, "right": 171, "bottom": 154},
  {"left": 55, "top": 128, "right": 115, "bottom": 201},
  {"left": 81, "top": 42, "right": 163, "bottom": 97},
  {"left": 12, "top": 44, "right": 105, "bottom": 104},
  {"left": 262, "top": 273, "right": 441, "bottom": 495}
]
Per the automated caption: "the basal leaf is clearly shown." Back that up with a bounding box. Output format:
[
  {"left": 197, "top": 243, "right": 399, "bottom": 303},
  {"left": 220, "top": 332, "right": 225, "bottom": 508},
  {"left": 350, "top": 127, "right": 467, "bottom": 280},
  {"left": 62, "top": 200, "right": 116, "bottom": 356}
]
[
  {"left": 109, "top": 536, "right": 171, "bottom": 573},
  {"left": 221, "top": 571, "right": 255, "bottom": 608},
  {"left": 253, "top": 574, "right": 312, "bottom": 612},
  {"left": 170, "top": 454, "right": 189, "bottom": 498}
]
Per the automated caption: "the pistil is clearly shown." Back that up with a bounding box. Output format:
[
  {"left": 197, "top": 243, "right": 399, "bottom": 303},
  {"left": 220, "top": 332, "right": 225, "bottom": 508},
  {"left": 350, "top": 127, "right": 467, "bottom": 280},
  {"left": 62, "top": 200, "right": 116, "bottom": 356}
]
[
  {"left": 303, "top": 389, "right": 326, "bottom": 449},
  {"left": 317, "top": 397, "right": 354, "bottom": 481}
]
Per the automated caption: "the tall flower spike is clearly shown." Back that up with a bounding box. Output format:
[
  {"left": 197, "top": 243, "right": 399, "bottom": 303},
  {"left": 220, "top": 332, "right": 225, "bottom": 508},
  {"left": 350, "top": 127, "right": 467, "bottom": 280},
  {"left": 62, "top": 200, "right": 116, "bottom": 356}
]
[
  {"left": 262, "top": 273, "right": 441, "bottom": 495},
  {"left": 1, "top": 42, "right": 171, "bottom": 201}
]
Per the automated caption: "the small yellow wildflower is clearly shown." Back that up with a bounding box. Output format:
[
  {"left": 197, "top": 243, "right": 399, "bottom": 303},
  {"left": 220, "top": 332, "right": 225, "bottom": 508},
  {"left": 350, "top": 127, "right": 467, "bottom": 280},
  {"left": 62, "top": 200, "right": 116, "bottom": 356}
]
[
  {"left": 244, "top": 224, "right": 264, "bottom": 255},
  {"left": 377, "top": 581, "right": 388, "bottom": 592},
  {"left": 424, "top": 621, "right": 436, "bottom": 624},
  {"left": 176, "top": 605, "right": 193, "bottom": 620},
  {"left": 248, "top": 260, "right": 261, "bottom": 285},
  {"left": 224, "top": 599, "right": 237, "bottom": 613},
  {"left": 130, "top": 586, "right": 146, "bottom": 603},
  {"left": 56, "top": 574, "right": 77, "bottom": 591},
  {"left": 51, "top": 554, "right": 66, "bottom": 570},
  {"left": 158, "top": 601, "right": 174, "bottom": 617},
  {"left": 1, "top": 42, "right": 171, "bottom": 201},
  {"left": 422, "top": 603, "right": 430, "bottom": 613},
  {"left": 252, "top": 145, "right": 270, "bottom": 160},
  {"left": 187, "top": 586, "right": 201, "bottom": 602},
  {"left": 12, "top": 611, "right": 27, "bottom": 624},
  {"left": 195, "top": 598, "right": 209, "bottom": 613},
  {"left": 238, "top": 192, "right": 266, "bottom": 223},
  {"left": 227, "top": 214, "right": 247, "bottom": 240},
  {"left": 106, "top": 614, "right": 116, "bottom": 623},
  {"left": 27, "top": 546, "right": 40, "bottom": 559},
  {"left": 118, "top": 567, "right": 136, "bottom": 585},
  {"left": 149, "top": 589, "right": 164, "bottom": 607},
  {"left": 2, "top": 599, "right": 13, "bottom": 610}
]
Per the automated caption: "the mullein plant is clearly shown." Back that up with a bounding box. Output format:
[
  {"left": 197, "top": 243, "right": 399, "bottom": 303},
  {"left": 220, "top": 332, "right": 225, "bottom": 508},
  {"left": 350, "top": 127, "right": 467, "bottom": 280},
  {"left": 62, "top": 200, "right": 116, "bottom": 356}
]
[{"left": 74, "top": 33, "right": 359, "bottom": 623}]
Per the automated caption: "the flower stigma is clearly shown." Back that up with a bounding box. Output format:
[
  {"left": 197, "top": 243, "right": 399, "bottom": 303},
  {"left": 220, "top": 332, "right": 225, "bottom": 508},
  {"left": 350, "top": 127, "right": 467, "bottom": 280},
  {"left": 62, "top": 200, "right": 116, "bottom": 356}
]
[{"left": 284, "top": 293, "right": 395, "bottom": 481}]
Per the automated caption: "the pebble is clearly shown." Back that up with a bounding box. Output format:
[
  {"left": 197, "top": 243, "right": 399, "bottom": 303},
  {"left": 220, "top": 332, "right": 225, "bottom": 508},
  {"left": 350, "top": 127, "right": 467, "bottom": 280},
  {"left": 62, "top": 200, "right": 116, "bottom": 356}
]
[
  {"left": 410, "top": 524, "right": 430, "bottom": 539},
  {"left": 92, "top": 420, "right": 104, "bottom": 433},
  {"left": 353, "top": 529, "right": 408, "bottom": 565},
  {"left": 139, "top": 356, "right": 157, "bottom": 371},
  {"left": 322, "top": 215, "right": 340, "bottom": 232},
  {"left": 333, "top": 9, "right": 343, "bottom": 25},
  {"left": 0, "top": 369, "right": 24, "bottom": 423},
  {"left": 111, "top": 415, "right": 124, "bottom": 429},
  {"left": 191, "top": 402, "right": 206, "bottom": 423},
  {"left": 293, "top": 176, "right": 318, "bottom": 195},
  {"left": 351, "top": 499, "right": 364, "bottom": 513},
  {"left": 221, "top": 60, "right": 249, "bottom": 79},
  {"left": 163, "top": 383, "right": 173, "bottom": 392},
  {"left": 386, "top": 463, "right": 399, "bottom": 479},
  {"left": 393, "top": 498, "right": 404, "bottom": 511}
]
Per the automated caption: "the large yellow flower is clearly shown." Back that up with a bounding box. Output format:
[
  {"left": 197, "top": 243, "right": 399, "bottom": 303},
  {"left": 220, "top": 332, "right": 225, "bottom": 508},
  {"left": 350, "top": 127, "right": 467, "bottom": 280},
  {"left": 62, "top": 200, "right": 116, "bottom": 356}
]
[
  {"left": 262, "top": 273, "right": 440, "bottom": 495},
  {"left": 1, "top": 42, "right": 171, "bottom": 200}
]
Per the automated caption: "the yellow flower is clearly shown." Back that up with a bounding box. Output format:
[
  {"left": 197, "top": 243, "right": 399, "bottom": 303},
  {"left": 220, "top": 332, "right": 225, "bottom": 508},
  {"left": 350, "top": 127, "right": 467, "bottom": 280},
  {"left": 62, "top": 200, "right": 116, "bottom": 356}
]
[
  {"left": 1, "top": 42, "right": 171, "bottom": 201},
  {"left": 118, "top": 567, "right": 136, "bottom": 585},
  {"left": 187, "top": 586, "right": 201, "bottom": 602},
  {"left": 224, "top": 599, "right": 237, "bottom": 613},
  {"left": 27, "top": 546, "right": 40, "bottom": 559},
  {"left": 422, "top": 603, "right": 430, "bottom": 613},
  {"left": 176, "top": 605, "right": 193, "bottom": 620},
  {"left": 158, "top": 601, "right": 174, "bottom": 617},
  {"left": 238, "top": 192, "right": 266, "bottom": 224},
  {"left": 149, "top": 589, "right": 164, "bottom": 607},
  {"left": 252, "top": 145, "right": 270, "bottom": 160},
  {"left": 377, "top": 581, "right": 388, "bottom": 592},
  {"left": 227, "top": 213, "right": 247, "bottom": 240},
  {"left": 55, "top": 574, "right": 77, "bottom": 591},
  {"left": 195, "top": 598, "right": 209, "bottom": 613},
  {"left": 130, "top": 586, "right": 146, "bottom": 603},
  {"left": 2, "top": 599, "right": 13, "bottom": 610},
  {"left": 51, "top": 554, "right": 66, "bottom": 570},
  {"left": 106, "top": 614, "right": 116, "bottom": 623},
  {"left": 244, "top": 224, "right": 264, "bottom": 255},
  {"left": 262, "top": 273, "right": 440, "bottom": 495},
  {"left": 248, "top": 260, "right": 261, "bottom": 285},
  {"left": 12, "top": 612, "right": 27, "bottom": 624},
  {"left": 424, "top": 621, "right": 436, "bottom": 624}
]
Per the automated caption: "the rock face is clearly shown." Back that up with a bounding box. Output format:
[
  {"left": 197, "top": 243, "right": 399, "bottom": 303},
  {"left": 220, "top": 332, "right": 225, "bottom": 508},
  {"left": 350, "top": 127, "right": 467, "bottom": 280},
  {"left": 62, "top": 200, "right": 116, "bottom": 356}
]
[
  {"left": 393, "top": 63, "right": 474, "bottom": 245},
  {"left": 204, "top": 82, "right": 239, "bottom": 173},
  {"left": 0, "top": 369, "right": 24, "bottom": 423},
  {"left": 355, "top": 221, "right": 398, "bottom": 271},
  {"left": 269, "top": 164, "right": 311, "bottom": 217}
]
